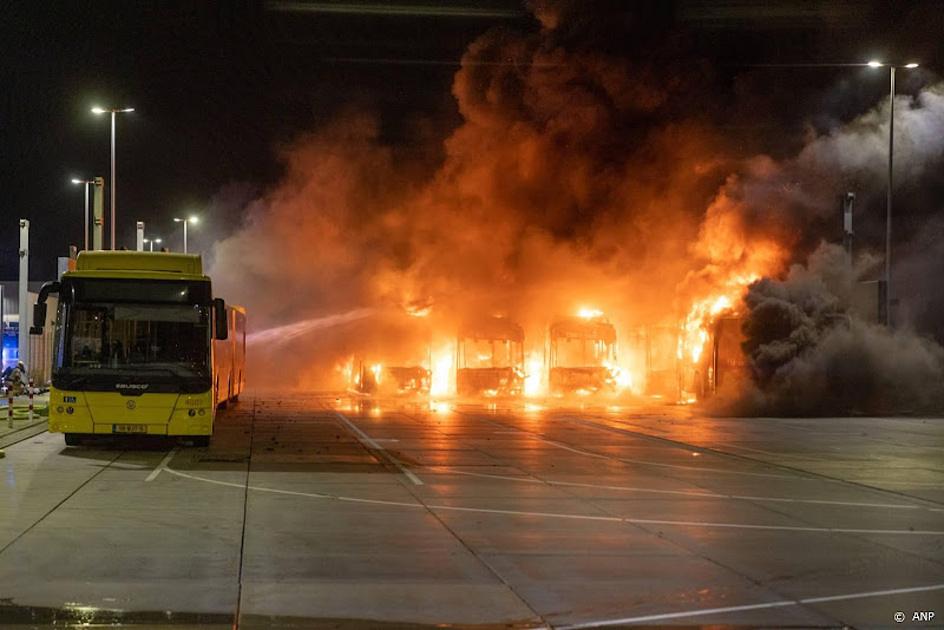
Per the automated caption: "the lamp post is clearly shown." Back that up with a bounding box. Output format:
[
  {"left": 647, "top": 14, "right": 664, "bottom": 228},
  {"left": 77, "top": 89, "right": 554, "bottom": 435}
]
[
  {"left": 173, "top": 216, "right": 199, "bottom": 253},
  {"left": 91, "top": 106, "right": 134, "bottom": 250},
  {"left": 867, "top": 61, "right": 919, "bottom": 326},
  {"left": 70, "top": 178, "right": 95, "bottom": 251},
  {"left": 143, "top": 237, "right": 162, "bottom": 252}
]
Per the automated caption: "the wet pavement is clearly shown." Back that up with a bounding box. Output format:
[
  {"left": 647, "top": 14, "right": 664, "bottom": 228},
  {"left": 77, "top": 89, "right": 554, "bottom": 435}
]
[{"left": 0, "top": 392, "right": 942, "bottom": 629}]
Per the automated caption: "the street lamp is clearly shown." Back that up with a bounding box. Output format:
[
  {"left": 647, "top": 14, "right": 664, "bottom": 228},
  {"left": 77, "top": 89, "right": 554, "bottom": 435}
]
[
  {"left": 866, "top": 61, "right": 919, "bottom": 326},
  {"left": 91, "top": 105, "right": 134, "bottom": 250},
  {"left": 173, "top": 216, "right": 199, "bottom": 253},
  {"left": 70, "top": 177, "right": 95, "bottom": 251},
  {"left": 143, "top": 237, "right": 162, "bottom": 252}
]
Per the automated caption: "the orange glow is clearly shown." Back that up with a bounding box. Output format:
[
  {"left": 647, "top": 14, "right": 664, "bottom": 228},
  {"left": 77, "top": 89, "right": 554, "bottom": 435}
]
[
  {"left": 602, "top": 359, "right": 633, "bottom": 392},
  {"left": 405, "top": 305, "right": 431, "bottom": 318},
  {"left": 577, "top": 307, "right": 603, "bottom": 320},
  {"left": 523, "top": 351, "right": 545, "bottom": 397},
  {"left": 370, "top": 363, "right": 383, "bottom": 385},
  {"left": 429, "top": 400, "right": 451, "bottom": 413},
  {"left": 679, "top": 276, "right": 757, "bottom": 366},
  {"left": 430, "top": 343, "right": 455, "bottom": 397}
]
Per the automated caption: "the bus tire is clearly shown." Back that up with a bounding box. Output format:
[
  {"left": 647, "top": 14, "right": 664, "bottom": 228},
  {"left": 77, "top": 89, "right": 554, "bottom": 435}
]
[
  {"left": 64, "top": 433, "right": 81, "bottom": 446},
  {"left": 191, "top": 436, "right": 210, "bottom": 447}
]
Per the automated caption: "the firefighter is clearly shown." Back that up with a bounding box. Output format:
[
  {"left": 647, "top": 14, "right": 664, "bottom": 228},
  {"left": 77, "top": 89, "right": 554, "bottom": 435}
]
[{"left": 3, "top": 361, "right": 27, "bottom": 396}]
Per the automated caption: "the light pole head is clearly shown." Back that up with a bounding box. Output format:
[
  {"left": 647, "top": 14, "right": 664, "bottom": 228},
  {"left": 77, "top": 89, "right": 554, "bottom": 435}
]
[
  {"left": 154, "top": 238, "right": 162, "bottom": 244},
  {"left": 173, "top": 217, "right": 184, "bottom": 223},
  {"left": 91, "top": 106, "right": 107, "bottom": 115},
  {"left": 904, "top": 63, "right": 919, "bottom": 69},
  {"left": 71, "top": 178, "right": 83, "bottom": 184},
  {"left": 119, "top": 107, "right": 135, "bottom": 113},
  {"left": 867, "top": 60, "right": 884, "bottom": 68},
  {"left": 188, "top": 216, "right": 199, "bottom": 224}
]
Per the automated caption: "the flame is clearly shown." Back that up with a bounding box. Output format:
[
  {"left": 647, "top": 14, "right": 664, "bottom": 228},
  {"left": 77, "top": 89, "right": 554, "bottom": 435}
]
[
  {"left": 523, "top": 351, "right": 545, "bottom": 397},
  {"left": 678, "top": 275, "right": 757, "bottom": 367},
  {"left": 370, "top": 363, "right": 383, "bottom": 385},
  {"left": 429, "top": 400, "right": 452, "bottom": 413},
  {"left": 337, "top": 356, "right": 354, "bottom": 386},
  {"left": 577, "top": 307, "right": 603, "bottom": 320},
  {"left": 602, "top": 359, "right": 633, "bottom": 392},
  {"left": 430, "top": 343, "right": 455, "bottom": 397}
]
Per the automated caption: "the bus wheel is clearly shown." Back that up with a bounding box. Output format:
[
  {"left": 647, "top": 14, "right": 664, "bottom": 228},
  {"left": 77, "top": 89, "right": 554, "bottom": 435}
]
[
  {"left": 191, "top": 436, "right": 210, "bottom": 447},
  {"left": 64, "top": 433, "right": 81, "bottom": 446}
]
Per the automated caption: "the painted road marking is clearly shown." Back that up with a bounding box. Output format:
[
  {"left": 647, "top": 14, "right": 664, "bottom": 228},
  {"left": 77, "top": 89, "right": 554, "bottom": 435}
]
[
  {"left": 145, "top": 447, "right": 178, "bottom": 482},
  {"left": 530, "top": 433, "right": 813, "bottom": 480},
  {"left": 161, "top": 466, "right": 944, "bottom": 535},
  {"left": 423, "top": 466, "right": 931, "bottom": 511},
  {"left": 558, "top": 582, "right": 944, "bottom": 628},
  {"left": 333, "top": 411, "right": 423, "bottom": 485}
]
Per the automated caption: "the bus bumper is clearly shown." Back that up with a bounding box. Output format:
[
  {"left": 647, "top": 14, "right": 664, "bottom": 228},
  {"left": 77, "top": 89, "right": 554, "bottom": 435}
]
[{"left": 48, "top": 389, "right": 215, "bottom": 436}]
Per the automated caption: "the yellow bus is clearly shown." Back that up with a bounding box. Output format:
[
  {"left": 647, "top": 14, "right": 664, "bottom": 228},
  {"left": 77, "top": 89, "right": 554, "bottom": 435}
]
[{"left": 30, "top": 251, "right": 245, "bottom": 446}]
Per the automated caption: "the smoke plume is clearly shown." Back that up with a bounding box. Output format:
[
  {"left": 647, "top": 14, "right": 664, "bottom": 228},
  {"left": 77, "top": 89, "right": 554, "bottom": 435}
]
[
  {"left": 207, "top": 2, "right": 944, "bottom": 413},
  {"left": 735, "top": 244, "right": 944, "bottom": 415}
]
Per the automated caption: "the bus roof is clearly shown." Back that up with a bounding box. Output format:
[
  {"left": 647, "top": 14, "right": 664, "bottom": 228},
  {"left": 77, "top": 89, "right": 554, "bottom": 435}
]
[{"left": 69, "top": 251, "right": 207, "bottom": 280}]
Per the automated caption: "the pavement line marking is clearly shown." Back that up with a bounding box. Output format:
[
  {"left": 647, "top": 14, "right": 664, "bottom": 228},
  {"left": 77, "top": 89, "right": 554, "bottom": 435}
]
[
  {"left": 333, "top": 411, "right": 423, "bottom": 485},
  {"left": 161, "top": 466, "right": 944, "bottom": 535},
  {"left": 558, "top": 582, "right": 944, "bottom": 628},
  {"left": 531, "top": 433, "right": 817, "bottom": 480},
  {"left": 422, "top": 466, "right": 928, "bottom": 510},
  {"left": 145, "top": 447, "right": 178, "bottom": 482}
]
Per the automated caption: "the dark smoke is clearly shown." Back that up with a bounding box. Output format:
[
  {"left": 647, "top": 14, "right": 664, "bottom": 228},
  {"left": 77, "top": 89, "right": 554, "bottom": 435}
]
[
  {"left": 206, "top": 1, "right": 944, "bottom": 410},
  {"left": 737, "top": 244, "right": 944, "bottom": 416}
]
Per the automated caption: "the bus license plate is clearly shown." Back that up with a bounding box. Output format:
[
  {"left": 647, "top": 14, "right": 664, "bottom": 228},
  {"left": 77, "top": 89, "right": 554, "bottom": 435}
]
[{"left": 113, "top": 424, "right": 147, "bottom": 434}]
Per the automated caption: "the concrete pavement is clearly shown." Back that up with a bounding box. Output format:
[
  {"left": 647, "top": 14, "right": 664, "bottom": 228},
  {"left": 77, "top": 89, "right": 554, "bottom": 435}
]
[{"left": 0, "top": 393, "right": 942, "bottom": 628}]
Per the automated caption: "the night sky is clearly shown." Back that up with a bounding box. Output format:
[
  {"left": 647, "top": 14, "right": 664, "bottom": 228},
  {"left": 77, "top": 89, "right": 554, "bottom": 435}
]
[{"left": 2, "top": 0, "right": 942, "bottom": 280}]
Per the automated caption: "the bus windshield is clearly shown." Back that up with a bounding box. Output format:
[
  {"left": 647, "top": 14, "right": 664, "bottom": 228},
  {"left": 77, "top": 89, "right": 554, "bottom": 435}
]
[{"left": 57, "top": 302, "right": 211, "bottom": 383}]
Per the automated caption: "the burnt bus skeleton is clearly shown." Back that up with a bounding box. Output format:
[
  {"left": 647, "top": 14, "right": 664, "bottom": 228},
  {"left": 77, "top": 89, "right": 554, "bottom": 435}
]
[
  {"left": 456, "top": 317, "right": 525, "bottom": 397},
  {"left": 548, "top": 315, "right": 620, "bottom": 395}
]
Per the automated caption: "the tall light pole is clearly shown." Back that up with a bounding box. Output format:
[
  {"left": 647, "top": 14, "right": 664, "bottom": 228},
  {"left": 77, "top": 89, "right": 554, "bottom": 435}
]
[
  {"left": 867, "top": 61, "right": 919, "bottom": 326},
  {"left": 91, "top": 106, "right": 134, "bottom": 250},
  {"left": 174, "top": 216, "right": 199, "bottom": 253},
  {"left": 143, "top": 237, "right": 162, "bottom": 252},
  {"left": 71, "top": 178, "right": 95, "bottom": 251}
]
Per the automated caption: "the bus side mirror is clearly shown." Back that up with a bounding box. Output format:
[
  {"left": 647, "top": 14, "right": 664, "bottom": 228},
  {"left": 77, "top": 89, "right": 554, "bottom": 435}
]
[
  {"left": 29, "top": 303, "right": 47, "bottom": 335},
  {"left": 214, "top": 298, "right": 228, "bottom": 341}
]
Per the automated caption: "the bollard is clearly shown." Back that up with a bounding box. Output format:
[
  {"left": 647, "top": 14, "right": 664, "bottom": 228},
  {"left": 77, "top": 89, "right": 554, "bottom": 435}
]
[
  {"left": 5, "top": 386, "right": 12, "bottom": 429},
  {"left": 28, "top": 379, "right": 34, "bottom": 423}
]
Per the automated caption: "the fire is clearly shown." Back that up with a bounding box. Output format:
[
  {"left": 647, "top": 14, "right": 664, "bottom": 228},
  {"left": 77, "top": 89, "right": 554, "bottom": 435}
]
[
  {"left": 602, "top": 359, "right": 633, "bottom": 391},
  {"left": 429, "top": 342, "right": 455, "bottom": 397},
  {"left": 370, "top": 363, "right": 383, "bottom": 385},
  {"left": 678, "top": 275, "right": 757, "bottom": 366},
  {"left": 337, "top": 356, "right": 354, "bottom": 386},
  {"left": 523, "top": 351, "right": 545, "bottom": 397},
  {"left": 577, "top": 307, "right": 603, "bottom": 320}
]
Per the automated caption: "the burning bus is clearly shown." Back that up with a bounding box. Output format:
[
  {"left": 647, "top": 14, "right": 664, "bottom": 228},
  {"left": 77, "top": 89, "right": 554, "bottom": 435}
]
[
  {"left": 351, "top": 359, "right": 431, "bottom": 396},
  {"left": 628, "top": 325, "right": 681, "bottom": 399},
  {"left": 346, "top": 310, "right": 433, "bottom": 396},
  {"left": 456, "top": 316, "right": 524, "bottom": 397},
  {"left": 701, "top": 315, "right": 750, "bottom": 399},
  {"left": 549, "top": 311, "right": 625, "bottom": 395}
]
